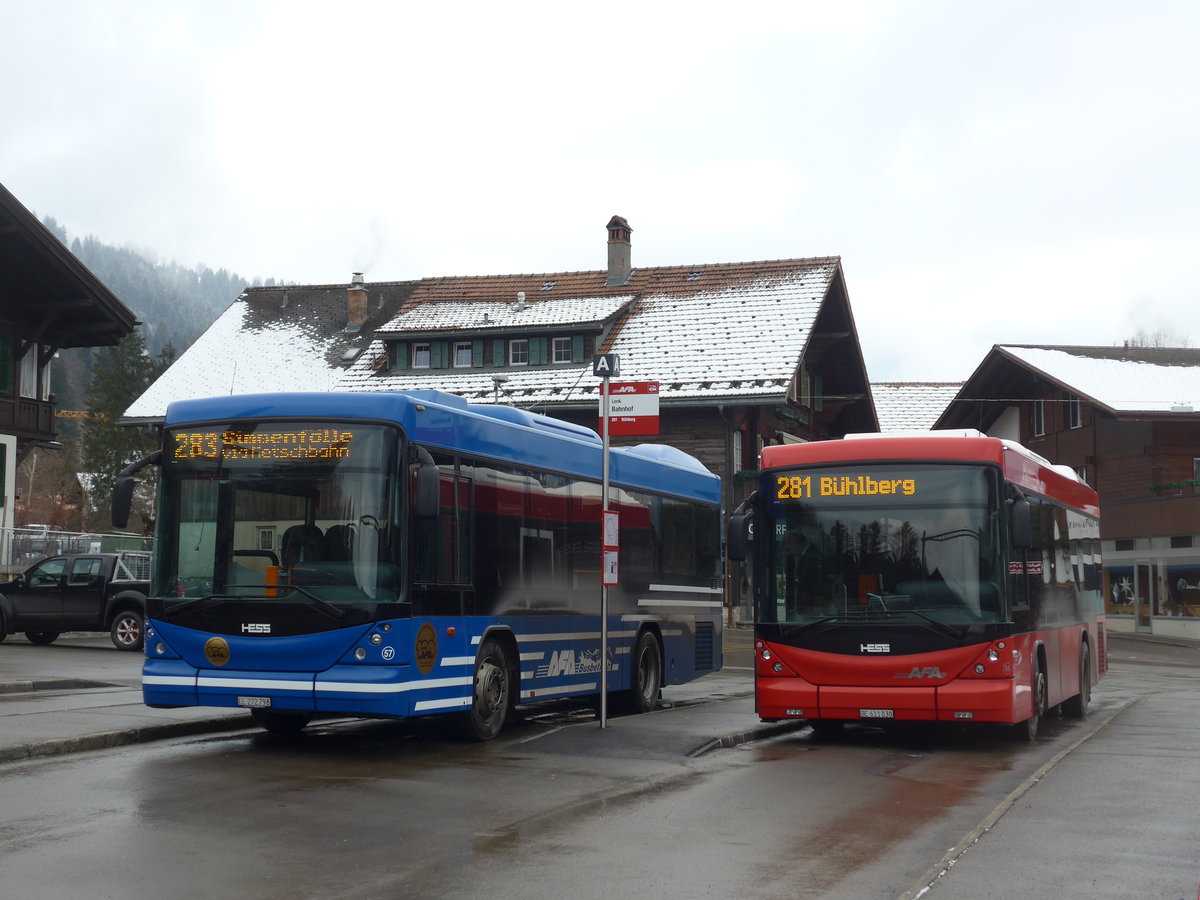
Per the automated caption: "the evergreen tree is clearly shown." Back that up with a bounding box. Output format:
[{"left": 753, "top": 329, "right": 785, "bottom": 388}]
[{"left": 80, "top": 329, "right": 175, "bottom": 532}]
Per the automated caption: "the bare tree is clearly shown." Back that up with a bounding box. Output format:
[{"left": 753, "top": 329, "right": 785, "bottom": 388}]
[{"left": 1124, "top": 328, "right": 1191, "bottom": 348}]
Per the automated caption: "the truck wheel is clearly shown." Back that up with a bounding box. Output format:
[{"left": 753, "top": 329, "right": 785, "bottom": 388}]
[
  {"left": 110, "top": 610, "right": 145, "bottom": 651},
  {"left": 25, "top": 631, "right": 60, "bottom": 645}
]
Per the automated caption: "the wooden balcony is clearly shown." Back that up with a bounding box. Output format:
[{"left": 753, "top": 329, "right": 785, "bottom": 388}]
[{"left": 0, "top": 396, "right": 57, "bottom": 444}]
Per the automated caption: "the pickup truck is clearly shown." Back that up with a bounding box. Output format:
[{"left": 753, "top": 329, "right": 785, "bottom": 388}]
[{"left": 0, "top": 551, "right": 151, "bottom": 651}]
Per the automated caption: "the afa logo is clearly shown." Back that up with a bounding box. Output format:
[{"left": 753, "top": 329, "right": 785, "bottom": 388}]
[
  {"left": 894, "top": 667, "right": 945, "bottom": 680},
  {"left": 536, "top": 648, "right": 614, "bottom": 678},
  {"left": 415, "top": 622, "right": 437, "bottom": 674}
]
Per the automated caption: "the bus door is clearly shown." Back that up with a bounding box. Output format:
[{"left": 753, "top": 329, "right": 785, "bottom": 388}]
[{"left": 1135, "top": 560, "right": 1153, "bottom": 632}]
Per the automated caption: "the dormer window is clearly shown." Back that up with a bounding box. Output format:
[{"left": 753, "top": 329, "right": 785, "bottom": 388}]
[
  {"left": 551, "top": 337, "right": 573, "bottom": 364},
  {"left": 453, "top": 341, "right": 473, "bottom": 367},
  {"left": 510, "top": 338, "right": 530, "bottom": 366},
  {"left": 412, "top": 343, "right": 431, "bottom": 368}
]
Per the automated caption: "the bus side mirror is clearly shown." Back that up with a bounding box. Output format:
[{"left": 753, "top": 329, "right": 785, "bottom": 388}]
[
  {"left": 1011, "top": 497, "right": 1032, "bottom": 549},
  {"left": 112, "top": 450, "right": 162, "bottom": 530},
  {"left": 414, "top": 447, "right": 439, "bottom": 518},
  {"left": 726, "top": 492, "right": 757, "bottom": 562}
]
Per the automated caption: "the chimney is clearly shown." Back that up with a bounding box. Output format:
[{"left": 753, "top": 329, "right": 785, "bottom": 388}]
[
  {"left": 348, "top": 272, "right": 367, "bottom": 326},
  {"left": 605, "top": 215, "right": 632, "bottom": 287}
]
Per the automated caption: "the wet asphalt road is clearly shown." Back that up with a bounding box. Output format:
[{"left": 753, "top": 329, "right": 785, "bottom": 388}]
[{"left": 0, "top": 630, "right": 1196, "bottom": 899}]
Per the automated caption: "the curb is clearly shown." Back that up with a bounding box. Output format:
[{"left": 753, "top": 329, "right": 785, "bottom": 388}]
[
  {"left": 688, "top": 718, "right": 809, "bottom": 757},
  {"left": 0, "top": 678, "right": 119, "bottom": 695},
  {"left": 0, "top": 716, "right": 254, "bottom": 765}
]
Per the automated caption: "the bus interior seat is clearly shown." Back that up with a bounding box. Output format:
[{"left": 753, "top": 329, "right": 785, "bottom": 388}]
[
  {"left": 281, "top": 525, "right": 324, "bottom": 566},
  {"left": 324, "top": 524, "right": 355, "bottom": 561}
]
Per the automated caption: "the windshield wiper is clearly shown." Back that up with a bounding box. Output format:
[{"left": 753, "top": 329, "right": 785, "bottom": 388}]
[
  {"left": 165, "top": 585, "right": 346, "bottom": 623},
  {"left": 164, "top": 594, "right": 238, "bottom": 617}
]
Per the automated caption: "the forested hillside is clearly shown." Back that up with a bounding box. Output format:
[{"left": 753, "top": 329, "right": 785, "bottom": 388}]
[{"left": 40, "top": 216, "right": 272, "bottom": 419}]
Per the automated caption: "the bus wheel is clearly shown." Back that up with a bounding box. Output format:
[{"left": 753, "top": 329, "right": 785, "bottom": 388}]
[
  {"left": 1062, "top": 643, "right": 1091, "bottom": 719},
  {"left": 1018, "top": 664, "right": 1047, "bottom": 742},
  {"left": 459, "top": 637, "right": 511, "bottom": 741},
  {"left": 250, "top": 709, "right": 312, "bottom": 734},
  {"left": 25, "top": 631, "right": 60, "bottom": 645},
  {"left": 622, "top": 631, "right": 663, "bottom": 715}
]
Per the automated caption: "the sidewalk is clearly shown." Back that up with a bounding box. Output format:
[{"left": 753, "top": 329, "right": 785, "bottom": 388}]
[
  {"left": 0, "top": 639, "right": 781, "bottom": 764},
  {"left": 1, "top": 629, "right": 1193, "bottom": 767}
]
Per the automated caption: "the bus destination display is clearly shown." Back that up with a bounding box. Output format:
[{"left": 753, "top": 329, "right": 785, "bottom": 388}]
[
  {"left": 776, "top": 472, "right": 917, "bottom": 500},
  {"left": 172, "top": 428, "right": 354, "bottom": 461}
]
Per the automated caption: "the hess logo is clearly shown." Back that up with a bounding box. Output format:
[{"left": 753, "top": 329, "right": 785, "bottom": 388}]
[
  {"left": 860, "top": 643, "right": 891, "bottom": 653},
  {"left": 241, "top": 623, "right": 271, "bottom": 634}
]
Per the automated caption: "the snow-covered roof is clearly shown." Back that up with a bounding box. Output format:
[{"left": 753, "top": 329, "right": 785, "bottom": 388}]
[
  {"left": 999, "top": 345, "right": 1200, "bottom": 414},
  {"left": 122, "top": 282, "right": 416, "bottom": 423},
  {"left": 338, "top": 258, "right": 845, "bottom": 407},
  {"left": 124, "top": 257, "right": 852, "bottom": 421},
  {"left": 871, "top": 382, "right": 964, "bottom": 431},
  {"left": 377, "top": 295, "right": 632, "bottom": 334}
]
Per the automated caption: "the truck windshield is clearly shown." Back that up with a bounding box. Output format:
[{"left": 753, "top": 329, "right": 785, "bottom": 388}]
[
  {"left": 155, "top": 422, "right": 402, "bottom": 607},
  {"left": 762, "top": 464, "right": 1003, "bottom": 626}
]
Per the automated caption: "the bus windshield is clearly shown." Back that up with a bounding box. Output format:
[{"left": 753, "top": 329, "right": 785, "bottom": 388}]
[
  {"left": 762, "top": 463, "right": 1003, "bottom": 626},
  {"left": 156, "top": 422, "right": 401, "bottom": 607}
]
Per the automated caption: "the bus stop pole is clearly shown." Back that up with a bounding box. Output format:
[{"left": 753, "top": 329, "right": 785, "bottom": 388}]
[{"left": 600, "top": 373, "right": 610, "bottom": 729}]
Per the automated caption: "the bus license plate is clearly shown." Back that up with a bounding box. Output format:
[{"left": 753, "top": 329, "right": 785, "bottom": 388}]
[
  {"left": 237, "top": 696, "right": 272, "bottom": 709},
  {"left": 860, "top": 708, "right": 894, "bottom": 719}
]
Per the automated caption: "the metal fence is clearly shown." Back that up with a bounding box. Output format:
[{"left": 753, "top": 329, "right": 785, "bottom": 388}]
[{"left": 1, "top": 528, "right": 156, "bottom": 576}]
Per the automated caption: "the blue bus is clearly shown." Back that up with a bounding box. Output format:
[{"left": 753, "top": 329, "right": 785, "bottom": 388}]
[{"left": 114, "top": 390, "right": 723, "bottom": 739}]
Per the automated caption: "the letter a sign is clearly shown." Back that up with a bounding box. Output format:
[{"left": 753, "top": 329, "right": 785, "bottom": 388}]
[{"left": 592, "top": 354, "right": 620, "bottom": 378}]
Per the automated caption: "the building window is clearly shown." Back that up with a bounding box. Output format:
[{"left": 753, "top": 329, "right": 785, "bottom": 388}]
[
  {"left": 1170, "top": 535, "right": 1193, "bottom": 549},
  {"left": 1067, "top": 394, "right": 1082, "bottom": 429},
  {"left": 412, "top": 343, "right": 431, "bottom": 368},
  {"left": 1115, "top": 539, "right": 1135, "bottom": 552},
  {"left": 1074, "top": 466, "right": 1088, "bottom": 484},
  {"left": 19, "top": 344, "right": 38, "bottom": 400},
  {"left": 510, "top": 339, "right": 529, "bottom": 366},
  {"left": 257, "top": 527, "right": 276, "bottom": 551},
  {"left": 1193, "top": 458, "right": 1200, "bottom": 483},
  {"left": 1032, "top": 399, "right": 1045, "bottom": 437},
  {"left": 453, "top": 341, "right": 473, "bottom": 367},
  {"left": 552, "top": 336, "right": 572, "bottom": 364}
]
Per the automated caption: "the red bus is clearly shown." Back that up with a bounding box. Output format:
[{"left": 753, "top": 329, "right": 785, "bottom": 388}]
[{"left": 728, "top": 430, "right": 1105, "bottom": 740}]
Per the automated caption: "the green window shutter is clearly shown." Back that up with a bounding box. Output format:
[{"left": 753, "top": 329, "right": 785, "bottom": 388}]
[
  {"left": 492, "top": 339, "right": 507, "bottom": 368},
  {"left": 472, "top": 339, "right": 484, "bottom": 367},
  {"left": 431, "top": 341, "right": 449, "bottom": 369},
  {"left": 572, "top": 335, "right": 584, "bottom": 363},
  {"left": 391, "top": 343, "right": 408, "bottom": 370},
  {"left": 0, "top": 442, "right": 6, "bottom": 507},
  {"left": 530, "top": 337, "right": 547, "bottom": 365}
]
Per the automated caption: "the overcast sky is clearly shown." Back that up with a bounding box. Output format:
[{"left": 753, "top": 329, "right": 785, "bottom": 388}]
[{"left": 3, "top": 1, "right": 1197, "bottom": 382}]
